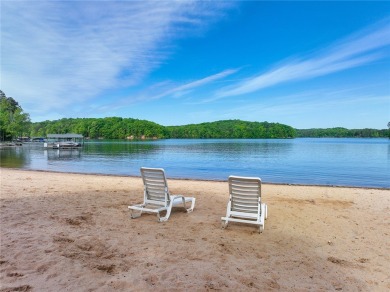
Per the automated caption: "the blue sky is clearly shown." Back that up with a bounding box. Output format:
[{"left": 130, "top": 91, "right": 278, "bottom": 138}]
[{"left": 1, "top": 1, "right": 389, "bottom": 129}]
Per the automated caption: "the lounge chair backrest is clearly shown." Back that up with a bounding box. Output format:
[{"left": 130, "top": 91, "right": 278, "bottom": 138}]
[
  {"left": 129, "top": 167, "right": 196, "bottom": 222},
  {"left": 141, "top": 167, "right": 170, "bottom": 203},
  {"left": 229, "top": 176, "right": 261, "bottom": 214}
]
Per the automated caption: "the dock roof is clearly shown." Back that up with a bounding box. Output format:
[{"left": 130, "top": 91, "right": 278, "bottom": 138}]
[{"left": 47, "top": 134, "right": 83, "bottom": 139}]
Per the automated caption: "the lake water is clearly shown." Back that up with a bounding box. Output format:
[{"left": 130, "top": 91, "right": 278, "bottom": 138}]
[{"left": 1, "top": 138, "right": 389, "bottom": 188}]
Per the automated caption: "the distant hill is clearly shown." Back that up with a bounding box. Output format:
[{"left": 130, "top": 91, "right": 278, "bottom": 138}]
[
  {"left": 296, "top": 127, "right": 389, "bottom": 138},
  {"left": 166, "top": 120, "right": 296, "bottom": 139},
  {"left": 30, "top": 118, "right": 296, "bottom": 139},
  {"left": 30, "top": 117, "right": 167, "bottom": 140},
  {"left": 30, "top": 117, "right": 388, "bottom": 139}
]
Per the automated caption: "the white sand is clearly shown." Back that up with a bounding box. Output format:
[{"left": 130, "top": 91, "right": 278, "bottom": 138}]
[{"left": 0, "top": 168, "right": 389, "bottom": 291}]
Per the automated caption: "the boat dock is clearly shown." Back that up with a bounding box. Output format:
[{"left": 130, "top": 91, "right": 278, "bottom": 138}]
[{"left": 44, "top": 134, "right": 84, "bottom": 149}]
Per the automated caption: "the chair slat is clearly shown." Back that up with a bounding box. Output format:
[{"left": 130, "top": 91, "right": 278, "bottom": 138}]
[{"left": 222, "top": 175, "right": 266, "bottom": 233}]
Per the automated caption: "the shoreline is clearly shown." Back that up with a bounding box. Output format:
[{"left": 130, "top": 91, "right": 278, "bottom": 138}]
[
  {"left": 1, "top": 168, "right": 389, "bottom": 291},
  {"left": 2, "top": 167, "right": 389, "bottom": 190}
]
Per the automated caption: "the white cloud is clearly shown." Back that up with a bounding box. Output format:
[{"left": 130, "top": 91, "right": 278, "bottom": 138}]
[
  {"left": 215, "top": 86, "right": 390, "bottom": 127},
  {"left": 211, "top": 18, "right": 390, "bottom": 101},
  {"left": 149, "top": 69, "right": 239, "bottom": 100},
  {"left": 1, "top": 0, "right": 234, "bottom": 120},
  {"left": 94, "top": 68, "right": 239, "bottom": 115}
]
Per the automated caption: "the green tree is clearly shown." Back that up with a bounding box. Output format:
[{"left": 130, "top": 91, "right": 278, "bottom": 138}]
[
  {"left": 166, "top": 120, "right": 296, "bottom": 139},
  {"left": 0, "top": 90, "right": 31, "bottom": 141}
]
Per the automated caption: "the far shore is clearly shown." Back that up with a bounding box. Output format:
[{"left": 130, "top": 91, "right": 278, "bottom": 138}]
[{"left": 1, "top": 168, "right": 389, "bottom": 291}]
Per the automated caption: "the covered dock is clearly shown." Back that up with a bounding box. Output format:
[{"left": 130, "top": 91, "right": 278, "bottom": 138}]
[{"left": 44, "top": 134, "right": 84, "bottom": 149}]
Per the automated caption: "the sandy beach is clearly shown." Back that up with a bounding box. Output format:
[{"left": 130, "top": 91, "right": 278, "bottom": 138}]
[{"left": 0, "top": 168, "right": 389, "bottom": 291}]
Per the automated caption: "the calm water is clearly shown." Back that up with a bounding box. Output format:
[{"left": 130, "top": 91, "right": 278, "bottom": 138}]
[{"left": 1, "top": 138, "right": 389, "bottom": 188}]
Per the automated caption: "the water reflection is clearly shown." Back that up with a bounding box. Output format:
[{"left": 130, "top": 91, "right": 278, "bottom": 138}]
[
  {"left": 161, "top": 139, "right": 293, "bottom": 159},
  {"left": 83, "top": 140, "right": 160, "bottom": 157},
  {"left": 45, "top": 149, "right": 82, "bottom": 161},
  {"left": 0, "top": 147, "right": 28, "bottom": 168},
  {"left": 157, "top": 140, "right": 283, "bottom": 157},
  {"left": 0, "top": 139, "right": 388, "bottom": 188}
]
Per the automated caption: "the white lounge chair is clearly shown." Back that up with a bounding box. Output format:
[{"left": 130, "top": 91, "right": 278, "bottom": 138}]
[
  {"left": 221, "top": 175, "right": 268, "bottom": 233},
  {"left": 128, "top": 167, "right": 196, "bottom": 222}
]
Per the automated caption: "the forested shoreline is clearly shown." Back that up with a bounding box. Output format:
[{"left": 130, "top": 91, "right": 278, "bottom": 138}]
[
  {"left": 29, "top": 118, "right": 296, "bottom": 139},
  {"left": 296, "top": 128, "right": 388, "bottom": 138},
  {"left": 29, "top": 118, "right": 389, "bottom": 139},
  {"left": 1, "top": 91, "right": 389, "bottom": 140}
]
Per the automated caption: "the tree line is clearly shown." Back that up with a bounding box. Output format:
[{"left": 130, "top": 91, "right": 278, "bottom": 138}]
[
  {"left": 0, "top": 90, "right": 31, "bottom": 141},
  {"left": 0, "top": 91, "right": 388, "bottom": 140},
  {"left": 296, "top": 128, "right": 388, "bottom": 138},
  {"left": 27, "top": 118, "right": 390, "bottom": 139},
  {"left": 29, "top": 118, "right": 296, "bottom": 139},
  {"left": 167, "top": 120, "right": 296, "bottom": 139},
  {"left": 30, "top": 117, "right": 167, "bottom": 140}
]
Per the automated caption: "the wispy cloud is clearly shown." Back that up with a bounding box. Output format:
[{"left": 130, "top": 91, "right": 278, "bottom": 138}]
[
  {"left": 208, "top": 85, "right": 390, "bottom": 128},
  {"left": 94, "top": 69, "right": 239, "bottom": 115},
  {"left": 1, "top": 1, "right": 234, "bottom": 119},
  {"left": 149, "top": 69, "right": 239, "bottom": 100},
  {"left": 209, "top": 18, "right": 390, "bottom": 101}
]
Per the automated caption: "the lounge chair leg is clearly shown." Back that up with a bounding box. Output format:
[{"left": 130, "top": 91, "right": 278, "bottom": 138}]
[
  {"left": 158, "top": 214, "right": 170, "bottom": 222},
  {"left": 259, "top": 225, "right": 264, "bottom": 233},
  {"left": 158, "top": 202, "right": 173, "bottom": 222},
  {"left": 155, "top": 211, "right": 160, "bottom": 222},
  {"left": 131, "top": 210, "right": 142, "bottom": 219},
  {"left": 186, "top": 198, "right": 196, "bottom": 213},
  {"left": 221, "top": 220, "right": 228, "bottom": 229}
]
